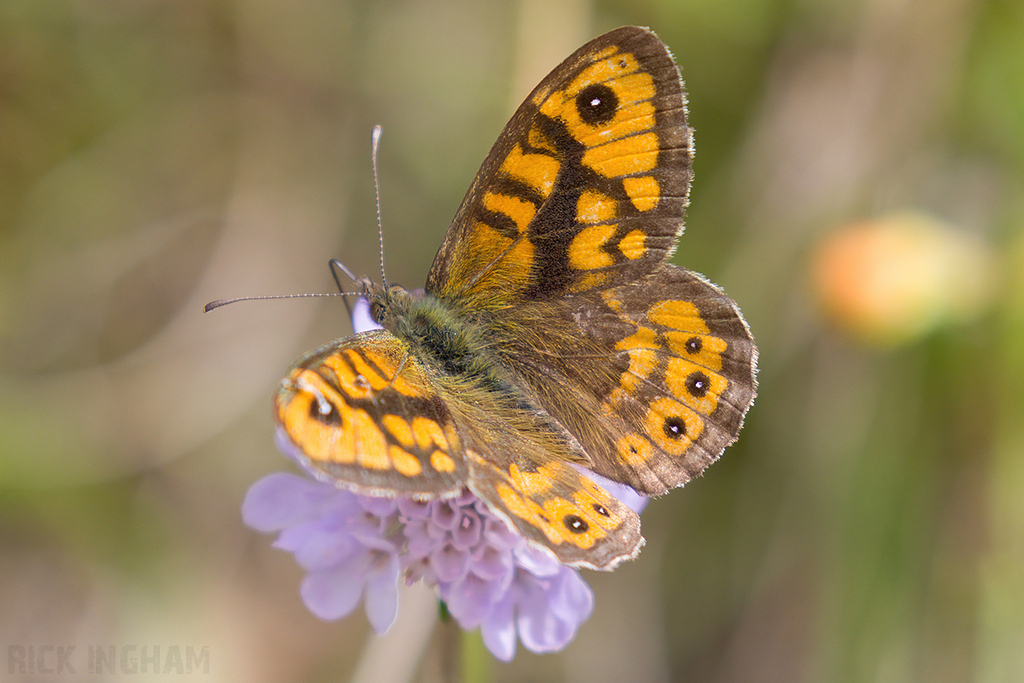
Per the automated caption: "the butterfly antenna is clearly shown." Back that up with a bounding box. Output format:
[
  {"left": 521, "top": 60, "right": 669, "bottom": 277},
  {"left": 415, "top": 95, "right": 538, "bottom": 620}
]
[
  {"left": 371, "top": 125, "right": 387, "bottom": 289},
  {"left": 204, "top": 292, "right": 348, "bottom": 313}
]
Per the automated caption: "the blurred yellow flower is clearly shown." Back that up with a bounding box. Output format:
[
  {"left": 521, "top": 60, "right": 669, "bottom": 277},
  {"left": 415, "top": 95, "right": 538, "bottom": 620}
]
[{"left": 813, "top": 213, "right": 994, "bottom": 346}]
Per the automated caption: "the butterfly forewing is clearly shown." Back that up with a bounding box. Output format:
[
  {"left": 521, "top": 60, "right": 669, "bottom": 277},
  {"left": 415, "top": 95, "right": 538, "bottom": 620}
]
[
  {"left": 274, "top": 331, "right": 468, "bottom": 498},
  {"left": 427, "top": 26, "right": 693, "bottom": 306}
]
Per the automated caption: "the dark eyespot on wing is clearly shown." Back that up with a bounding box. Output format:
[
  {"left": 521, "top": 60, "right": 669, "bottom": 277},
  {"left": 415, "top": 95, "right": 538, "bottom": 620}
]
[{"left": 576, "top": 84, "right": 618, "bottom": 125}]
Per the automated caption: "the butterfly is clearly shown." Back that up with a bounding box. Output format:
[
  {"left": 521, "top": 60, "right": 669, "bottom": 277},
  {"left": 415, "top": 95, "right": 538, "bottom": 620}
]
[{"left": 273, "top": 26, "right": 757, "bottom": 571}]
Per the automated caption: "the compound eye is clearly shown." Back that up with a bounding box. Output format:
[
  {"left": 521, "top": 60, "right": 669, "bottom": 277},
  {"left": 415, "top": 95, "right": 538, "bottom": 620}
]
[{"left": 370, "top": 302, "right": 386, "bottom": 322}]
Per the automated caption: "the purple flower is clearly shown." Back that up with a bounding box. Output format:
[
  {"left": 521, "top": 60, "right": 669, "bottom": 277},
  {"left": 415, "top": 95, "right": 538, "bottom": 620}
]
[
  {"left": 242, "top": 473, "right": 401, "bottom": 634},
  {"left": 244, "top": 299, "right": 647, "bottom": 659},
  {"left": 243, "top": 470, "right": 644, "bottom": 660}
]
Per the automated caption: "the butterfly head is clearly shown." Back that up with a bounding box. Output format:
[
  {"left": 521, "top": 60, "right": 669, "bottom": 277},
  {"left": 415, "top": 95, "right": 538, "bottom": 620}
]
[{"left": 356, "top": 278, "right": 413, "bottom": 326}]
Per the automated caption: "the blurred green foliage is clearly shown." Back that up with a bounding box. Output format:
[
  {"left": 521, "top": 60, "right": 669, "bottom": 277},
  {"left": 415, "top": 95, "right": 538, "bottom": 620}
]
[{"left": 1, "top": 0, "right": 1022, "bottom": 681}]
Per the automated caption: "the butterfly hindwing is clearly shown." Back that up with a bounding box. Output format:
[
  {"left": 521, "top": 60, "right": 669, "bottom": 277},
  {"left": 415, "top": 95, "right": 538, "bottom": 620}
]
[
  {"left": 464, "top": 446, "right": 643, "bottom": 570},
  {"left": 495, "top": 265, "right": 757, "bottom": 496},
  {"left": 575, "top": 266, "right": 757, "bottom": 494}
]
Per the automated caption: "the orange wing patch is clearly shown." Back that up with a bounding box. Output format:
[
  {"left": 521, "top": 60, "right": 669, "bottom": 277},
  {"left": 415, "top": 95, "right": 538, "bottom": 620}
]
[
  {"left": 648, "top": 299, "right": 711, "bottom": 333},
  {"left": 445, "top": 222, "right": 538, "bottom": 300},
  {"left": 430, "top": 450, "right": 457, "bottom": 474},
  {"left": 644, "top": 397, "right": 704, "bottom": 456},
  {"left": 576, "top": 189, "right": 618, "bottom": 223},
  {"left": 664, "top": 331, "right": 727, "bottom": 372},
  {"left": 583, "top": 133, "right": 658, "bottom": 178},
  {"left": 499, "top": 143, "right": 559, "bottom": 198},
  {"left": 618, "top": 229, "right": 647, "bottom": 259},
  {"left": 665, "top": 357, "right": 728, "bottom": 415},
  {"left": 273, "top": 332, "right": 469, "bottom": 497},
  {"left": 569, "top": 224, "right": 617, "bottom": 271},
  {"left": 277, "top": 368, "right": 357, "bottom": 464},
  {"left": 622, "top": 176, "right": 659, "bottom": 212},
  {"left": 483, "top": 191, "right": 537, "bottom": 233},
  {"left": 389, "top": 446, "right": 423, "bottom": 477}
]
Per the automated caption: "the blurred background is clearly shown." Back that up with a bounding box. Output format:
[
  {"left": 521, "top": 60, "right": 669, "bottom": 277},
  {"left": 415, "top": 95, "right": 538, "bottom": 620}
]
[{"left": 2, "top": 0, "right": 1022, "bottom": 681}]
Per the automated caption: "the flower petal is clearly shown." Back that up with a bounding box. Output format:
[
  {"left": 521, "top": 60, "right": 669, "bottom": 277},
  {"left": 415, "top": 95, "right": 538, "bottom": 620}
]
[
  {"left": 516, "top": 574, "right": 575, "bottom": 654},
  {"left": 548, "top": 568, "right": 594, "bottom": 623},
  {"left": 364, "top": 552, "right": 401, "bottom": 634},
  {"left": 246, "top": 465, "right": 608, "bottom": 660},
  {"left": 300, "top": 562, "right": 366, "bottom": 621},
  {"left": 481, "top": 591, "right": 517, "bottom": 662},
  {"left": 576, "top": 467, "right": 648, "bottom": 514},
  {"left": 431, "top": 543, "right": 470, "bottom": 583},
  {"left": 276, "top": 522, "right": 358, "bottom": 571},
  {"left": 469, "top": 544, "right": 513, "bottom": 583},
  {"left": 351, "top": 297, "right": 382, "bottom": 334},
  {"left": 451, "top": 509, "right": 482, "bottom": 550},
  {"left": 397, "top": 497, "right": 432, "bottom": 519},
  {"left": 405, "top": 518, "right": 445, "bottom": 558},
  {"left": 482, "top": 516, "right": 522, "bottom": 551},
  {"left": 513, "top": 546, "right": 561, "bottom": 578},
  {"left": 242, "top": 473, "right": 339, "bottom": 532},
  {"left": 359, "top": 496, "right": 398, "bottom": 518},
  {"left": 442, "top": 572, "right": 496, "bottom": 629},
  {"left": 430, "top": 500, "right": 461, "bottom": 530}
]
